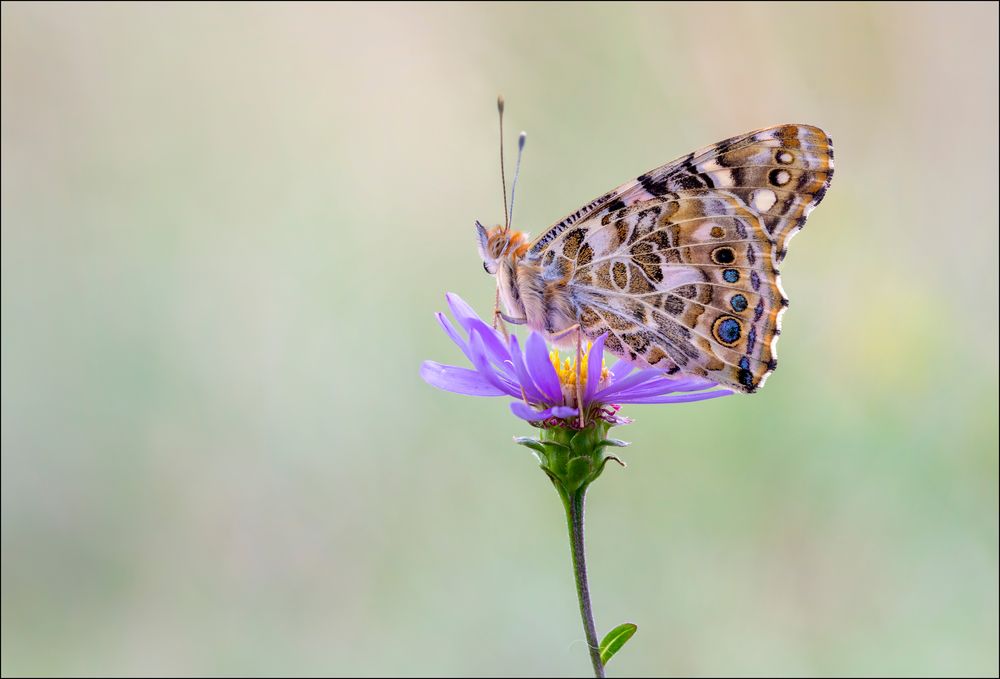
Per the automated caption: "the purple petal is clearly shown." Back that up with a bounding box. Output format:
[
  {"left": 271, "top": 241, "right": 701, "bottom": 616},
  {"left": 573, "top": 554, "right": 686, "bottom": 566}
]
[
  {"left": 435, "top": 312, "right": 475, "bottom": 362},
  {"left": 465, "top": 318, "right": 514, "bottom": 378},
  {"left": 507, "top": 335, "right": 546, "bottom": 403},
  {"left": 445, "top": 292, "right": 482, "bottom": 330},
  {"left": 510, "top": 401, "right": 579, "bottom": 422},
  {"left": 585, "top": 333, "right": 607, "bottom": 402},
  {"left": 509, "top": 401, "right": 539, "bottom": 421},
  {"left": 441, "top": 293, "right": 514, "bottom": 380},
  {"left": 614, "top": 376, "right": 721, "bottom": 400},
  {"left": 467, "top": 329, "right": 520, "bottom": 397},
  {"left": 525, "top": 332, "right": 563, "bottom": 403},
  {"left": 595, "top": 368, "right": 664, "bottom": 401},
  {"left": 670, "top": 376, "right": 723, "bottom": 391},
  {"left": 623, "top": 389, "right": 734, "bottom": 404},
  {"left": 609, "top": 357, "right": 636, "bottom": 381},
  {"left": 549, "top": 406, "right": 579, "bottom": 418},
  {"left": 420, "top": 361, "right": 506, "bottom": 396}
]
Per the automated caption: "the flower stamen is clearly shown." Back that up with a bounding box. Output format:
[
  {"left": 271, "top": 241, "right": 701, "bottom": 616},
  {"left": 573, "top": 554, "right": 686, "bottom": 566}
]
[{"left": 549, "top": 342, "right": 610, "bottom": 408}]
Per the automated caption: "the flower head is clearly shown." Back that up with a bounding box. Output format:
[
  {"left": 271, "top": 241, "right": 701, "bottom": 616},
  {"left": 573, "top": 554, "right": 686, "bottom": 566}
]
[{"left": 420, "top": 293, "right": 732, "bottom": 428}]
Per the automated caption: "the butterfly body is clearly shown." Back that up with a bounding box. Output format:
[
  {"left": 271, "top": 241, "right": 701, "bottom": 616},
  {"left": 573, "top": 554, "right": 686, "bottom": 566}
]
[{"left": 477, "top": 124, "right": 834, "bottom": 394}]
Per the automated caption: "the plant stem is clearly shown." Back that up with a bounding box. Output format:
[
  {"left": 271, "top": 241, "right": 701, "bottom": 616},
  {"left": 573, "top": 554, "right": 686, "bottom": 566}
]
[{"left": 564, "top": 489, "right": 605, "bottom": 678}]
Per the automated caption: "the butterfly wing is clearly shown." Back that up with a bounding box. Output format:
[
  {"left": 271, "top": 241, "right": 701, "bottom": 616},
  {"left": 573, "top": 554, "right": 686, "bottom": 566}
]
[
  {"left": 568, "top": 190, "right": 788, "bottom": 393},
  {"left": 525, "top": 124, "right": 834, "bottom": 393}
]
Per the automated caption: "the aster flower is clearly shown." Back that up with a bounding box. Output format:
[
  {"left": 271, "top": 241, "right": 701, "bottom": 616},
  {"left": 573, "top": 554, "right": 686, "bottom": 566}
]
[
  {"left": 420, "top": 293, "right": 732, "bottom": 429},
  {"left": 420, "top": 292, "right": 733, "bottom": 677}
]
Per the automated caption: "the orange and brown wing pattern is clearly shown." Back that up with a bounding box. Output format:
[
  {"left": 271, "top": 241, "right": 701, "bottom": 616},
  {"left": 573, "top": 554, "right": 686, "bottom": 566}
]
[
  {"left": 525, "top": 124, "right": 833, "bottom": 393},
  {"left": 568, "top": 192, "right": 786, "bottom": 392},
  {"left": 628, "top": 124, "right": 833, "bottom": 262},
  {"left": 528, "top": 124, "right": 833, "bottom": 265}
]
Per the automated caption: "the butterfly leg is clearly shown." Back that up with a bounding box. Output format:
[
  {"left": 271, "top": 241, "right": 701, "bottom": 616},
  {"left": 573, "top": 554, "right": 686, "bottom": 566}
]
[
  {"left": 549, "top": 323, "right": 582, "bottom": 343},
  {"left": 492, "top": 310, "right": 527, "bottom": 345},
  {"left": 496, "top": 311, "right": 527, "bottom": 325},
  {"left": 492, "top": 286, "right": 502, "bottom": 330},
  {"left": 492, "top": 285, "right": 528, "bottom": 341},
  {"left": 575, "top": 327, "right": 584, "bottom": 428}
]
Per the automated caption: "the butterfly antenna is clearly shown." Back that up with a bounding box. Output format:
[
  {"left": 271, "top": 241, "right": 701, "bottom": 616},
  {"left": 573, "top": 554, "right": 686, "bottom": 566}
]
[
  {"left": 508, "top": 131, "right": 527, "bottom": 228},
  {"left": 497, "top": 95, "right": 510, "bottom": 233}
]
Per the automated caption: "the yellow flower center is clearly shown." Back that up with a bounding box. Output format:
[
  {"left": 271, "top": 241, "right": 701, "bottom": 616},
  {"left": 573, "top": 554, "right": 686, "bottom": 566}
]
[{"left": 549, "top": 342, "right": 609, "bottom": 402}]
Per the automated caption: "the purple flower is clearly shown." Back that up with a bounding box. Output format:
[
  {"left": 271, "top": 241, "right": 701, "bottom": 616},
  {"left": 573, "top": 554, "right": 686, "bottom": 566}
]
[{"left": 420, "top": 293, "right": 733, "bottom": 427}]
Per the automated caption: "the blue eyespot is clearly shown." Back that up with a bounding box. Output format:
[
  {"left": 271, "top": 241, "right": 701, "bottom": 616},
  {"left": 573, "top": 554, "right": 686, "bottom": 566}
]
[
  {"left": 737, "top": 356, "right": 754, "bottom": 388},
  {"left": 718, "top": 318, "right": 740, "bottom": 343},
  {"left": 722, "top": 269, "right": 740, "bottom": 283},
  {"left": 730, "top": 294, "right": 748, "bottom": 312},
  {"left": 713, "top": 316, "right": 742, "bottom": 346}
]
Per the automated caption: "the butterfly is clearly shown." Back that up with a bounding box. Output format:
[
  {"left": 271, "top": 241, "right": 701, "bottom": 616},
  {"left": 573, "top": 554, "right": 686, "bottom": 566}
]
[{"left": 477, "top": 121, "right": 833, "bottom": 393}]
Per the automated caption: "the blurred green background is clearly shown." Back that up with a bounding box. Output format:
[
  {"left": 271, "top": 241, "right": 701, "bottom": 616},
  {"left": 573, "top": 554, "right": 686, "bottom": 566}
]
[{"left": 2, "top": 2, "right": 997, "bottom": 676}]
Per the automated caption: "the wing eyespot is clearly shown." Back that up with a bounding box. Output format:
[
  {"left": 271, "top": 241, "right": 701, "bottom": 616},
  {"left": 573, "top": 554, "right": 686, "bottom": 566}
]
[
  {"left": 711, "top": 247, "right": 736, "bottom": 265},
  {"left": 712, "top": 316, "right": 743, "bottom": 347}
]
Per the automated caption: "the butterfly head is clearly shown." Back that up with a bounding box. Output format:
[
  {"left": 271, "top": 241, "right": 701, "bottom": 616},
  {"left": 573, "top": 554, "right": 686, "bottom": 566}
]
[{"left": 475, "top": 221, "right": 530, "bottom": 275}]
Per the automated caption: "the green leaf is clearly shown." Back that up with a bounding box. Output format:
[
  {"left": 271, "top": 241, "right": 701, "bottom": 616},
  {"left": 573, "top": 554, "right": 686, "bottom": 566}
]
[
  {"left": 599, "top": 622, "right": 637, "bottom": 666},
  {"left": 513, "top": 437, "right": 548, "bottom": 455}
]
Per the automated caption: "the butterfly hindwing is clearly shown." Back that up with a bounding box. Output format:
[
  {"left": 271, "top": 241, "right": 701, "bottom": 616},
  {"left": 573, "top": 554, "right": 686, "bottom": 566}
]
[
  {"left": 568, "top": 192, "right": 784, "bottom": 391},
  {"left": 524, "top": 124, "right": 833, "bottom": 393}
]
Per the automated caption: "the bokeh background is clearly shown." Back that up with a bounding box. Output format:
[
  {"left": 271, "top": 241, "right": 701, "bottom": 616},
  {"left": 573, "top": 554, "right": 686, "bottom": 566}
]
[{"left": 2, "top": 2, "right": 998, "bottom": 676}]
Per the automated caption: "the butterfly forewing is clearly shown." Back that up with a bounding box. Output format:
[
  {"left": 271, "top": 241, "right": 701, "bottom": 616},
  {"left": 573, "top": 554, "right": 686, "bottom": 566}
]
[
  {"left": 630, "top": 124, "right": 833, "bottom": 261},
  {"left": 524, "top": 124, "right": 833, "bottom": 393}
]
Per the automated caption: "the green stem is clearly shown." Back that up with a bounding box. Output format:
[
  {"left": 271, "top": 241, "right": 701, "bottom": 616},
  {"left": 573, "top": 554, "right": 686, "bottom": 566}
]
[{"left": 563, "top": 488, "right": 605, "bottom": 678}]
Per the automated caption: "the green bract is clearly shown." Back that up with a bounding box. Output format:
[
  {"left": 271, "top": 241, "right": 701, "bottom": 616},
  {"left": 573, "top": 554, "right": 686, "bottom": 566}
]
[{"left": 515, "top": 422, "right": 628, "bottom": 497}]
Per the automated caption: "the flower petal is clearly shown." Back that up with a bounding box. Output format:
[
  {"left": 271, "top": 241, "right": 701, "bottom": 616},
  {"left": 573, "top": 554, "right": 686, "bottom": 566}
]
[
  {"left": 442, "top": 294, "right": 515, "bottom": 380},
  {"left": 667, "top": 376, "right": 722, "bottom": 392},
  {"left": 595, "top": 368, "right": 665, "bottom": 401},
  {"left": 445, "top": 292, "right": 481, "bottom": 330},
  {"left": 468, "top": 329, "right": 520, "bottom": 397},
  {"left": 585, "top": 333, "right": 607, "bottom": 402},
  {"left": 420, "top": 361, "right": 506, "bottom": 396},
  {"left": 465, "top": 318, "right": 514, "bottom": 378},
  {"left": 609, "top": 357, "right": 636, "bottom": 381},
  {"left": 510, "top": 401, "right": 579, "bottom": 422},
  {"left": 549, "top": 406, "right": 579, "bottom": 418},
  {"left": 507, "top": 335, "right": 547, "bottom": 403},
  {"left": 435, "top": 312, "right": 478, "bottom": 362},
  {"left": 624, "top": 389, "right": 734, "bottom": 404},
  {"left": 612, "top": 376, "right": 721, "bottom": 400},
  {"left": 509, "top": 401, "right": 545, "bottom": 421},
  {"left": 525, "top": 332, "right": 563, "bottom": 403}
]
